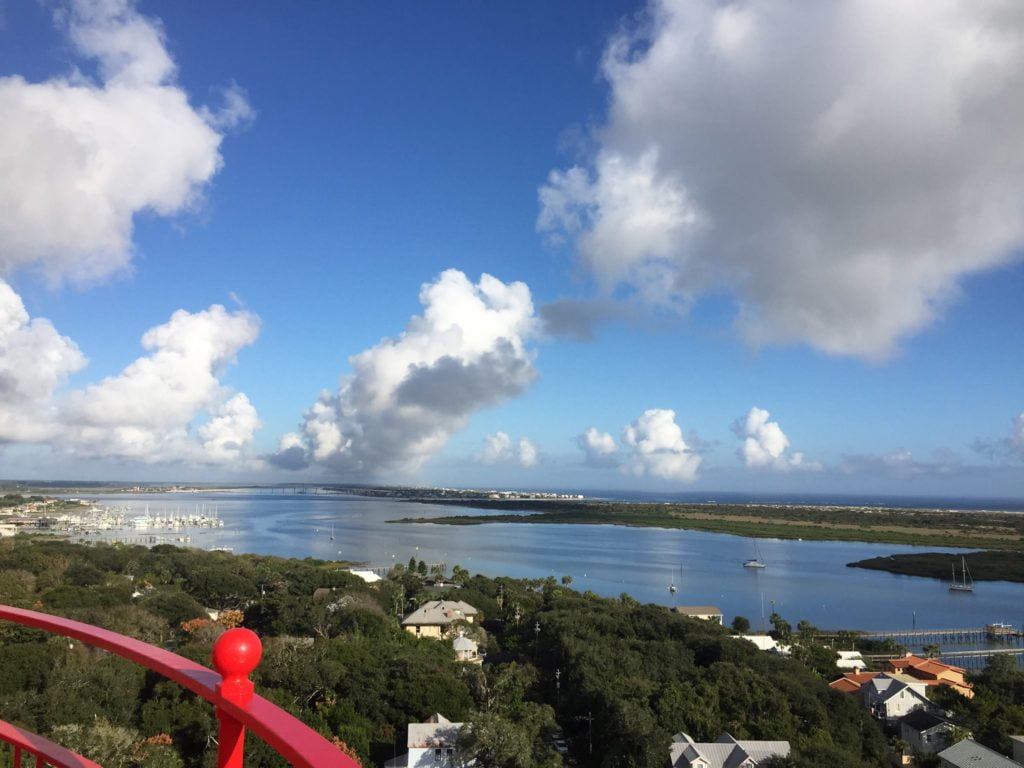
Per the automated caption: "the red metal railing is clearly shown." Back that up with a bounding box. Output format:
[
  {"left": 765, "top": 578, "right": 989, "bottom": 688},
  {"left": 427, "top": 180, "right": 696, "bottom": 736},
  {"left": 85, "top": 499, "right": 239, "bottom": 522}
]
[
  {"left": 0, "top": 605, "right": 360, "bottom": 768},
  {"left": 0, "top": 719, "right": 101, "bottom": 768}
]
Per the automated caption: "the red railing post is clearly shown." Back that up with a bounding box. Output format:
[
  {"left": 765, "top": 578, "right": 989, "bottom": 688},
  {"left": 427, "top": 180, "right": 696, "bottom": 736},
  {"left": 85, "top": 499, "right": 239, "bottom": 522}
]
[
  {"left": 0, "top": 605, "right": 357, "bottom": 768},
  {"left": 212, "top": 628, "right": 263, "bottom": 768}
]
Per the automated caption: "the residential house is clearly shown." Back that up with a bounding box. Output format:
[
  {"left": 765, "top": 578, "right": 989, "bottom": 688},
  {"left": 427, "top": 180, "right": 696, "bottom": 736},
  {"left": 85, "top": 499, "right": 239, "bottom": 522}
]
[
  {"left": 670, "top": 732, "right": 790, "bottom": 768},
  {"left": 899, "top": 709, "right": 958, "bottom": 754},
  {"left": 829, "top": 671, "right": 880, "bottom": 695},
  {"left": 938, "top": 738, "right": 1024, "bottom": 768},
  {"left": 672, "top": 606, "right": 724, "bottom": 624},
  {"left": 860, "top": 673, "right": 933, "bottom": 722},
  {"left": 886, "top": 655, "right": 974, "bottom": 699},
  {"left": 402, "top": 600, "right": 479, "bottom": 639},
  {"left": 384, "top": 713, "right": 472, "bottom": 768}
]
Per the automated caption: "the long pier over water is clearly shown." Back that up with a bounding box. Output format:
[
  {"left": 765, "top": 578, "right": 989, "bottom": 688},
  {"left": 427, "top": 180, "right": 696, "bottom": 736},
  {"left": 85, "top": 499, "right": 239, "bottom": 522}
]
[
  {"left": 857, "top": 626, "right": 1022, "bottom": 643},
  {"left": 836, "top": 625, "right": 1024, "bottom": 669}
]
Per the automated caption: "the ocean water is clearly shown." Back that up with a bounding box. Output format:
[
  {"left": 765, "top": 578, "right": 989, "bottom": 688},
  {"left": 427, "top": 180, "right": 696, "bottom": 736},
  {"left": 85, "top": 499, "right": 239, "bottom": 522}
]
[{"left": 65, "top": 489, "right": 1024, "bottom": 643}]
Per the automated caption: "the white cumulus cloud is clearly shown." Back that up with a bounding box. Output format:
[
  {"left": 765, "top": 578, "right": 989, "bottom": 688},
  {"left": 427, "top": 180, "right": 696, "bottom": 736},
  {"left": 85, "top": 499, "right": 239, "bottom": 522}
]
[
  {"left": 539, "top": 0, "right": 1024, "bottom": 359},
  {"left": 732, "top": 406, "right": 818, "bottom": 471},
  {"left": 518, "top": 437, "right": 538, "bottom": 468},
  {"left": 577, "top": 427, "right": 619, "bottom": 467},
  {"left": 61, "top": 304, "right": 261, "bottom": 463},
  {"left": 271, "top": 270, "right": 539, "bottom": 476},
  {"left": 0, "top": 280, "right": 87, "bottom": 442},
  {"left": 480, "top": 431, "right": 513, "bottom": 464},
  {"left": 0, "top": 286, "right": 262, "bottom": 464},
  {"left": 478, "top": 432, "right": 539, "bottom": 468},
  {"left": 0, "top": 0, "right": 251, "bottom": 284},
  {"left": 622, "top": 408, "right": 702, "bottom": 482},
  {"left": 577, "top": 413, "right": 701, "bottom": 480}
]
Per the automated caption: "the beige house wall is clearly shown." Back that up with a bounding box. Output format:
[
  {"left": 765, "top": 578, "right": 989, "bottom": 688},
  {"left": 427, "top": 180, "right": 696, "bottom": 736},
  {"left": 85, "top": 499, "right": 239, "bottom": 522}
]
[{"left": 405, "top": 624, "right": 444, "bottom": 639}]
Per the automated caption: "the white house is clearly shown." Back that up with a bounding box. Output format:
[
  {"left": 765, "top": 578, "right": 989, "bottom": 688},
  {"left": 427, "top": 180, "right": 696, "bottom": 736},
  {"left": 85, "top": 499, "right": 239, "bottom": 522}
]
[
  {"left": 670, "top": 732, "right": 790, "bottom": 768},
  {"left": 384, "top": 713, "right": 473, "bottom": 768},
  {"left": 862, "top": 673, "right": 933, "bottom": 722}
]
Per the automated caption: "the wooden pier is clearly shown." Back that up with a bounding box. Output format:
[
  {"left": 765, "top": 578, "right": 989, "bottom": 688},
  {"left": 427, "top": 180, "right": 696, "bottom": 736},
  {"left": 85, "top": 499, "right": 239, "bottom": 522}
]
[{"left": 856, "top": 626, "right": 1023, "bottom": 643}]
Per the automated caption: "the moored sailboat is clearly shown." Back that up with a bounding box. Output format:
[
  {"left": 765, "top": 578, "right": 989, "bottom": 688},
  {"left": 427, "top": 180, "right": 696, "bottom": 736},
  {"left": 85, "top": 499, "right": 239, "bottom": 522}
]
[
  {"left": 743, "top": 540, "right": 766, "bottom": 569},
  {"left": 949, "top": 556, "right": 973, "bottom": 592}
]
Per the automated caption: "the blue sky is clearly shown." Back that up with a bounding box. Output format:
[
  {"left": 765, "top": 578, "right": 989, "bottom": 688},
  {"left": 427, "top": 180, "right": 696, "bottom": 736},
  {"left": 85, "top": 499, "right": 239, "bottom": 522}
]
[{"left": 1, "top": 0, "right": 1022, "bottom": 497}]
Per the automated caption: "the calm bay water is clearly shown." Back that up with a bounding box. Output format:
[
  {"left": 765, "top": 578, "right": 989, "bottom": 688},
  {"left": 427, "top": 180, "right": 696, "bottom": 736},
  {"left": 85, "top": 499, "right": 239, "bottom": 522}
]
[{"left": 72, "top": 490, "right": 1024, "bottom": 635}]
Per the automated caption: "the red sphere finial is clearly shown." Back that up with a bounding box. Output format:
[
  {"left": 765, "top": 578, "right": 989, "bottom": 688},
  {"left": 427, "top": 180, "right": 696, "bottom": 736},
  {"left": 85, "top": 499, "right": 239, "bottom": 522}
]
[{"left": 213, "top": 628, "right": 262, "bottom": 705}]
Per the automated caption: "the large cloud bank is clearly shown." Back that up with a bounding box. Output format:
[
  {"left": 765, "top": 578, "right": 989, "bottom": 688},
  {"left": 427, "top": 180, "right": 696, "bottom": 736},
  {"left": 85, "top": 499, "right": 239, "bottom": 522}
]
[
  {"left": 732, "top": 406, "right": 818, "bottom": 471},
  {"left": 540, "top": 0, "right": 1024, "bottom": 359},
  {"left": 578, "top": 409, "right": 702, "bottom": 482},
  {"left": 0, "top": 0, "right": 250, "bottom": 285},
  {"left": 272, "top": 270, "right": 538, "bottom": 475},
  {"left": 0, "top": 1, "right": 260, "bottom": 467}
]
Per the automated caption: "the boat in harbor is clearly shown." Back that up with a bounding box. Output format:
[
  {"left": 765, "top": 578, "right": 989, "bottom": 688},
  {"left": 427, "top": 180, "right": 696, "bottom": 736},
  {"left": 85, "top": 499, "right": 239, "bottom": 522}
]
[
  {"left": 743, "top": 541, "right": 767, "bottom": 569},
  {"left": 949, "top": 556, "right": 973, "bottom": 592}
]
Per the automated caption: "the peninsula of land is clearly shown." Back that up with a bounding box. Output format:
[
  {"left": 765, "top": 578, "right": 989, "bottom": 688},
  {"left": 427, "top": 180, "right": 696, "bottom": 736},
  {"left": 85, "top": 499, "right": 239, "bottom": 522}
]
[
  {"left": 385, "top": 494, "right": 1024, "bottom": 553},
  {"left": 847, "top": 550, "right": 1024, "bottom": 584}
]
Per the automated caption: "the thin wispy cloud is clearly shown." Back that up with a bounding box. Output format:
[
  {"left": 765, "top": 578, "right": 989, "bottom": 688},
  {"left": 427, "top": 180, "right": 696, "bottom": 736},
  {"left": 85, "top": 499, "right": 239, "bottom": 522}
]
[{"left": 972, "top": 412, "right": 1024, "bottom": 463}]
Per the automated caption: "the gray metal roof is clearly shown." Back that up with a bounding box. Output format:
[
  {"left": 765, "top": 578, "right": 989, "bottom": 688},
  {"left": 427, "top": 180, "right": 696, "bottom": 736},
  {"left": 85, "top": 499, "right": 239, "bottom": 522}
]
[
  {"left": 670, "top": 732, "right": 790, "bottom": 768},
  {"left": 900, "top": 709, "right": 948, "bottom": 733},
  {"left": 407, "top": 713, "right": 465, "bottom": 749},
  {"left": 938, "top": 739, "right": 1023, "bottom": 768},
  {"left": 401, "top": 600, "right": 479, "bottom": 626},
  {"left": 673, "top": 605, "right": 724, "bottom": 616}
]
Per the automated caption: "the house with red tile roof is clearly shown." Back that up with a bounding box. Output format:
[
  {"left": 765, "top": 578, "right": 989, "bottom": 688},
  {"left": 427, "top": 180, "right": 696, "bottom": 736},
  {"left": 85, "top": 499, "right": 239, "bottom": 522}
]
[
  {"left": 886, "top": 655, "right": 974, "bottom": 699},
  {"left": 829, "top": 671, "right": 880, "bottom": 695}
]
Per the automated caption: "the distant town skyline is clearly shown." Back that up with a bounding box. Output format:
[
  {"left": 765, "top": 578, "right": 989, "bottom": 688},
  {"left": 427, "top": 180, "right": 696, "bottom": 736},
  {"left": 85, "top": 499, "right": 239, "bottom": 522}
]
[{"left": 1, "top": 0, "right": 1022, "bottom": 497}]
